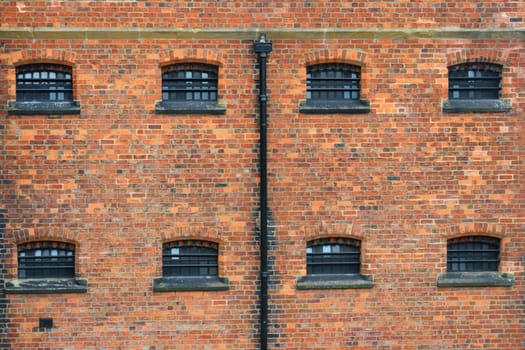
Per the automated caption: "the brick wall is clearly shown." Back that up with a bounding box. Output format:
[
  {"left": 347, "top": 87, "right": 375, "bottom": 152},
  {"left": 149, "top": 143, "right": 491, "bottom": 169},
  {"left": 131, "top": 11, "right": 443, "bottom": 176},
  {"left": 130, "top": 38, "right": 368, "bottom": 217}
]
[
  {"left": 0, "top": 208, "right": 9, "bottom": 349},
  {"left": 266, "top": 40, "right": 524, "bottom": 349},
  {"left": 0, "top": 1, "right": 524, "bottom": 349},
  {"left": 1, "top": 0, "right": 523, "bottom": 29}
]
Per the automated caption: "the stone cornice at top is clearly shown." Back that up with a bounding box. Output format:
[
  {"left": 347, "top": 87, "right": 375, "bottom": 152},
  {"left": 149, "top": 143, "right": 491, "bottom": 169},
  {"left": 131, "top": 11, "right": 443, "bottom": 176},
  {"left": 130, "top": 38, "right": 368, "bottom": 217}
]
[{"left": 0, "top": 27, "right": 524, "bottom": 40}]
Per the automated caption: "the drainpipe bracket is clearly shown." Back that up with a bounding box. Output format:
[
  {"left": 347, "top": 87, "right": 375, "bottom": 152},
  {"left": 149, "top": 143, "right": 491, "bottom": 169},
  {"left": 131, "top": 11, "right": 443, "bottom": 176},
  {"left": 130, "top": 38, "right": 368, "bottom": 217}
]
[{"left": 254, "top": 42, "right": 273, "bottom": 54}]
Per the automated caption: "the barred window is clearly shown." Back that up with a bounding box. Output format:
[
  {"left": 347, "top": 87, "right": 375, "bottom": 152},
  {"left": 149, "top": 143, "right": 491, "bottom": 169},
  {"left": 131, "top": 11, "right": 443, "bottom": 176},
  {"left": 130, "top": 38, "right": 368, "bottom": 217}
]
[
  {"left": 307, "top": 63, "right": 361, "bottom": 102},
  {"left": 16, "top": 64, "right": 73, "bottom": 102},
  {"left": 162, "top": 63, "right": 218, "bottom": 102},
  {"left": 18, "top": 241, "right": 75, "bottom": 279},
  {"left": 163, "top": 240, "right": 219, "bottom": 277},
  {"left": 306, "top": 238, "right": 361, "bottom": 274},
  {"left": 448, "top": 62, "right": 502, "bottom": 100},
  {"left": 447, "top": 236, "right": 500, "bottom": 272}
]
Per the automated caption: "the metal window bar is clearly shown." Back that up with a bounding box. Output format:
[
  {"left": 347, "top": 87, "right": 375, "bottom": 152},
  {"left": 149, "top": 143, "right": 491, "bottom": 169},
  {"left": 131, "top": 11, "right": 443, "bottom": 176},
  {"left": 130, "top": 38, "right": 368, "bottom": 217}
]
[
  {"left": 448, "top": 62, "right": 502, "bottom": 100},
  {"left": 447, "top": 236, "right": 500, "bottom": 272},
  {"left": 162, "top": 240, "right": 219, "bottom": 276},
  {"left": 307, "top": 238, "right": 361, "bottom": 274},
  {"left": 18, "top": 242, "right": 75, "bottom": 278},
  {"left": 307, "top": 64, "right": 361, "bottom": 101},
  {"left": 16, "top": 64, "right": 73, "bottom": 102},
  {"left": 162, "top": 63, "right": 218, "bottom": 102}
]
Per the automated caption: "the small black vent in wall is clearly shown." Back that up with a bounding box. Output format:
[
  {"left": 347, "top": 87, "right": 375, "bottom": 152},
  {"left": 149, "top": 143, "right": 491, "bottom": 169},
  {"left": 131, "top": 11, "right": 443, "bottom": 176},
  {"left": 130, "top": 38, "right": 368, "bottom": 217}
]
[{"left": 39, "top": 318, "right": 53, "bottom": 330}]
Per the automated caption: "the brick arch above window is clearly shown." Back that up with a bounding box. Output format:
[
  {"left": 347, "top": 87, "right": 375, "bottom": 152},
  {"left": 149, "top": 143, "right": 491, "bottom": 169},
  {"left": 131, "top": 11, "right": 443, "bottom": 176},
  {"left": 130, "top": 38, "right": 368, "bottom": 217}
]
[
  {"left": 10, "top": 49, "right": 77, "bottom": 67},
  {"left": 13, "top": 229, "right": 80, "bottom": 247},
  {"left": 445, "top": 48, "right": 508, "bottom": 67},
  {"left": 302, "top": 49, "right": 368, "bottom": 67},
  {"left": 443, "top": 223, "right": 506, "bottom": 239},
  {"left": 159, "top": 49, "right": 224, "bottom": 69},
  {"left": 302, "top": 223, "right": 357, "bottom": 242},
  {"left": 159, "top": 226, "right": 224, "bottom": 244}
]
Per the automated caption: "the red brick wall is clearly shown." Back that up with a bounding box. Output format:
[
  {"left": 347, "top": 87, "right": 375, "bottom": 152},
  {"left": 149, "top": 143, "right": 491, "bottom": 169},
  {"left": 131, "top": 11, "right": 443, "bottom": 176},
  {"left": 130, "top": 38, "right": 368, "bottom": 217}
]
[
  {"left": 266, "top": 40, "right": 524, "bottom": 349},
  {"left": 1, "top": 1, "right": 524, "bottom": 349},
  {"left": 1, "top": 0, "right": 523, "bottom": 29},
  {"left": 1, "top": 41, "right": 261, "bottom": 349}
]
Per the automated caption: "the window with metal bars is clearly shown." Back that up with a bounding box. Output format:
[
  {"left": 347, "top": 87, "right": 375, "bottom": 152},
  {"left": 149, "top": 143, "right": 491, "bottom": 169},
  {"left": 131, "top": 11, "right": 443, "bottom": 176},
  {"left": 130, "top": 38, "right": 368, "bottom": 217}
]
[
  {"left": 447, "top": 236, "right": 500, "bottom": 272},
  {"left": 16, "top": 64, "right": 74, "bottom": 102},
  {"left": 162, "top": 63, "right": 218, "bottom": 102},
  {"left": 448, "top": 62, "right": 502, "bottom": 100},
  {"left": 18, "top": 241, "right": 75, "bottom": 279},
  {"left": 306, "top": 238, "right": 361, "bottom": 275},
  {"left": 163, "top": 240, "right": 218, "bottom": 277},
  {"left": 307, "top": 63, "right": 361, "bottom": 102}
]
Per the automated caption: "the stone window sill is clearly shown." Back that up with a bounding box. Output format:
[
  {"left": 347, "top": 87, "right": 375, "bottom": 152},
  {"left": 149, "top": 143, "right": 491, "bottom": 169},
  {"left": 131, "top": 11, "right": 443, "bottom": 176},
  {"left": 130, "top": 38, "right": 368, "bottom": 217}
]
[
  {"left": 8, "top": 100, "right": 81, "bottom": 115},
  {"left": 155, "top": 100, "right": 226, "bottom": 115},
  {"left": 437, "top": 272, "right": 515, "bottom": 288},
  {"left": 5, "top": 278, "right": 88, "bottom": 294},
  {"left": 442, "top": 99, "right": 511, "bottom": 113},
  {"left": 299, "top": 99, "right": 370, "bottom": 114},
  {"left": 153, "top": 276, "right": 229, "bottom": 292},
  {"left": 296, "top": 274, "right": 374, "bottom": 290}
]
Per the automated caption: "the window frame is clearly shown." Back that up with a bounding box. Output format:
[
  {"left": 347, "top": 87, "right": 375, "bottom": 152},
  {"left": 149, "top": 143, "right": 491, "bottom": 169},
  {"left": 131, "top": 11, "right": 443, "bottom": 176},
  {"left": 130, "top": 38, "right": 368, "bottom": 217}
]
[
  {"left": 162, "top": 240, "right": 219, "bottom": 277},
  {"left": 448, "top": 62, "right": 502, "bottom": 100},
  {"left": 437, "top": 235, "right": 514, "bottom": 288},
  {"left": 446, "top": 236, "right": 500, "bottom": 273},
  {"left": 155, "top": 62, "right": 226, "bottom": 115},
  {"left": 153, "top": 240, "right": 229, "bottom": 292},
  {"left": 299, "top": 63, "right": 370, "bottom": 114},
  {"left": 8, "top": 63, "right": 81, "bottom": 115},
  {"left": 442, "top": 62, "right": 511, "bottom": 113},
  {"left": 297, "top": 237, "right": 373, "bottom": 290},
  {"left": 306, "top": 237, "right": 361, "bottom": 275},
  {"left": 5, "top": 240, "right": 87, "bottom": 294},
  {"left": 307, "top": 63, "right": 361, "bottom": 102},
  {"left": 18, "top": 241, "right": 76, "bottom": 279}
]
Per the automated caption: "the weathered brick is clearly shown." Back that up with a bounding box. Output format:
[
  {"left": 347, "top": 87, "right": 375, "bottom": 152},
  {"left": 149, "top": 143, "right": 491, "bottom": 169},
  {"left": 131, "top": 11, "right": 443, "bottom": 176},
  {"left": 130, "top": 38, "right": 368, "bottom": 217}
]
[{"left": 0, "top": 1, "right": 524, "bottom": 349}]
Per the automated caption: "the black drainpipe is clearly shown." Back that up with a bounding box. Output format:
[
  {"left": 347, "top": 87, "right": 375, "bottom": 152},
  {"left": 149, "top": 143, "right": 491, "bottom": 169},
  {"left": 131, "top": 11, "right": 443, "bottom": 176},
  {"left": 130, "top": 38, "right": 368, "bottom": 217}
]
[{"left": 254, "top": 34, "right": 272, "bottom": 350}]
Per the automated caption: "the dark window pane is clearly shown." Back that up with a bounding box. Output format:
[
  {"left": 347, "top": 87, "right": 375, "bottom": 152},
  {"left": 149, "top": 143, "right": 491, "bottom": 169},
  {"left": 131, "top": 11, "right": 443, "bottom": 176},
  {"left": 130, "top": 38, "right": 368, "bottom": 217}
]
[
  {"left": 306, "top": 63, "right": 361, "bottom": 102},
  {"left": 448, "top": 62, "right": 502, "bottom": 100},
  {"left": 16, "top": 64, "right": 74, "bottom": 102},
  {"left": 447, "top": 236, "right": 500, "bottom": 272},
  {"left": 18, "top": 241, "right": 75, "bottom": 278},
  {"left": 306, "top": 238, "right": 361, "bottom": 274},
  {"left": 162, "top": 63, "right": 218, "bottom": 102},
  {"left": 163, "top": 240, "right": 219, "bottom": 277}
]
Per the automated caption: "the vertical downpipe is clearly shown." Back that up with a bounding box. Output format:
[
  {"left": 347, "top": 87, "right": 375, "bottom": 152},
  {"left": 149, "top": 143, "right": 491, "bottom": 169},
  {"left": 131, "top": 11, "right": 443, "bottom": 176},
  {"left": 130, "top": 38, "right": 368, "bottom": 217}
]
[{"left": 254, "top": 34, "right": 272, "bottom": 350}]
